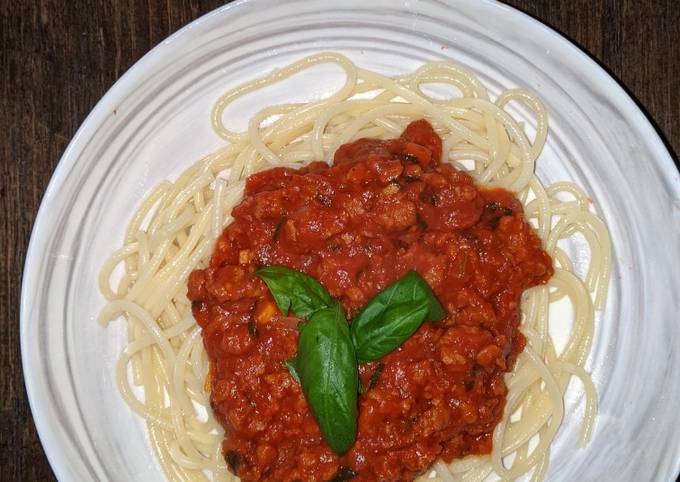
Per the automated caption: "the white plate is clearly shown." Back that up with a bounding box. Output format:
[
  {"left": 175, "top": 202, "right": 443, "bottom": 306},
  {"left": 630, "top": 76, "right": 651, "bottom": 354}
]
[{"left": 21, "top": 0, "right": 680, "bottom": 481}]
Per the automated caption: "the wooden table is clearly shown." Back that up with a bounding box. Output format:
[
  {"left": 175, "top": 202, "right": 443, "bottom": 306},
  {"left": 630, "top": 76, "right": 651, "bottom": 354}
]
[{"left": 1, "top": 1, "right": 678, "bottom": 480}]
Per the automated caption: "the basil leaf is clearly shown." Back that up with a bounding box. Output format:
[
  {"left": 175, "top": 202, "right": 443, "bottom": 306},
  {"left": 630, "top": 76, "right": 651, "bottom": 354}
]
[
  {"left": 351, "top": 271, "right": 445, "bottom": 363},
  {"left": 296, "top": 304, "right": 358, "bottom": 454},
  {"left": 255, "top": 266, "right": 334, "bottom": 318},
  {"left": 284, "top": 358, "right": 300, "bottom": 383},
  {"left": 353, "top": 300, "right": 428, "bottom": 362}
]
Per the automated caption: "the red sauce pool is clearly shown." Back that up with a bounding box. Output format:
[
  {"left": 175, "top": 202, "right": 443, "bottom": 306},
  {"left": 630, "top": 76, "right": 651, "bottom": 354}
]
[{"left": 188, "top": 120, "right": 553, "bottom": 481}]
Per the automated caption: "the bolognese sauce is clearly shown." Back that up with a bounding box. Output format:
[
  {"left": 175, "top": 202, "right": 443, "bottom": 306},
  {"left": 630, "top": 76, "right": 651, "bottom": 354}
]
[{"left": 187, "top": 120, "right": 553, "bottom": 481}]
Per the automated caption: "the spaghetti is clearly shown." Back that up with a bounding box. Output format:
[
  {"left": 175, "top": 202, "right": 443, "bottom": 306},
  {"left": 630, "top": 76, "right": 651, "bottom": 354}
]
[{"left": 98, "top": 53, "right": 611, "bottom": 481}]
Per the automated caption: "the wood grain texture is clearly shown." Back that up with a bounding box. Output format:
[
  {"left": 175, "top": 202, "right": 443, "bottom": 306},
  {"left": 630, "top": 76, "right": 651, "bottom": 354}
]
[{"left": 1, "top": 1, "right": 677, "bottom": 480}]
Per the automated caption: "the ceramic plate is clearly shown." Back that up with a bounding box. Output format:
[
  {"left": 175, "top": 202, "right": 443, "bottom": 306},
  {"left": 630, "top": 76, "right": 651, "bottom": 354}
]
[{"left": 21, "top": 1, "right": 680, "bottom": 480}]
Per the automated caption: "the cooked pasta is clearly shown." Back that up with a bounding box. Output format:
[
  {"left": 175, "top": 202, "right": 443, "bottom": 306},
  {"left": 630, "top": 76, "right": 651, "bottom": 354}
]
[{"left": 98, "top": 53, "right": 610, "bottom": 482}]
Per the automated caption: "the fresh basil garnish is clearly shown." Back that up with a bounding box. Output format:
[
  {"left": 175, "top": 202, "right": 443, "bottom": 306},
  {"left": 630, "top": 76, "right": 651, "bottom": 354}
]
[
  {"left": 255, "top": 266, "right": 334, "bottom": 318},
  {"left": 351, "top": 271, "right": 445, "bottom": 363},
  {"left": 294, "top": 304, "right": 358, "bottom": 454},
  {"left": 256, "top": 266, "right": 444, "bottom": 455},
  {"left": 284, "top": 357, "right": 300, "bottom": 383}
]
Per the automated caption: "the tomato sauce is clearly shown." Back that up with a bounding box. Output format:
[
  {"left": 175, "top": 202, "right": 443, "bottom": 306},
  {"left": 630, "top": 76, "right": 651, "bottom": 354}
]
[{"left": 187, "top": 120, "right": 553, "bottom": 481}]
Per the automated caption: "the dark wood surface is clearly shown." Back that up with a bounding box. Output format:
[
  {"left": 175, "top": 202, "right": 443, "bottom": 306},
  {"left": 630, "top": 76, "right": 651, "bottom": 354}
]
[{"left": 1, "top": 1, "right": 678, "bottom": 480}]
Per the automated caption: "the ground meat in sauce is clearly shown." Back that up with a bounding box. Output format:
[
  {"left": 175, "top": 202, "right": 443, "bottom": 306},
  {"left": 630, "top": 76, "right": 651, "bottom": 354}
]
[{"left": 187, "top": 120, "right": 553, "bottom": 482}]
